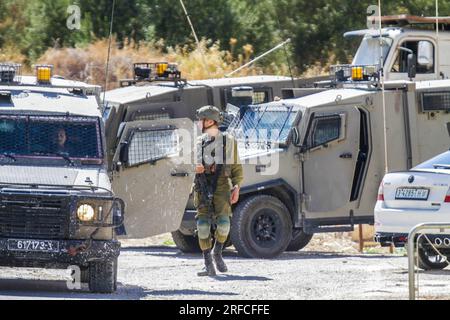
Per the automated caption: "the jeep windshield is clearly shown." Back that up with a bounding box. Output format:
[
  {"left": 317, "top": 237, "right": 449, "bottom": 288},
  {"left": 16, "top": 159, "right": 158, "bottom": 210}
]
[
  {"left": 352, "top": 35, "right": 393, "bottom": 66},
  {"left": 228, "top": 103, "right": 300, "bottom": 152},
  {"left": 0, "top": 115, "right": 103, "bottom": 164}
]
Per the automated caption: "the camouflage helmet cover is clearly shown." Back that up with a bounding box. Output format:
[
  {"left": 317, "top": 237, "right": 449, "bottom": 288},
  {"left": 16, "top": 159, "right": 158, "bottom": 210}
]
[{"left": 196, "top": 105, "right": 224, "bottom": 124}]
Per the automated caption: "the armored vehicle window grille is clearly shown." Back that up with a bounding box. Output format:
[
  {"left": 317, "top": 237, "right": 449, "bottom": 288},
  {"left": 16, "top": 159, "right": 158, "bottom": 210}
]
[
  {"left": 0, "top": 115, "right": 103, "bottom": 161},
  {"left": 0, "top": 195, "right": 70, "bottom": 239},
  {"left": 133, "top": 112, "right": 171, "bottom": 121},
  {"left": 227, "top": 104, "right": 298, "bottom": 151},
  {"left": 253, "top": 91, "right": 269, "bottom": 104},
  {"left": 127, "top": 129, "right": 178, "bottom": 167},
  {"left": 421, "top": 91, "right": 450, "bottom": 112},
  {"left": 309, "top": 115, "right": 341, "bottom": 149},
  {"left": 225, "top": 89, "right": 270, "bottom": 107}
]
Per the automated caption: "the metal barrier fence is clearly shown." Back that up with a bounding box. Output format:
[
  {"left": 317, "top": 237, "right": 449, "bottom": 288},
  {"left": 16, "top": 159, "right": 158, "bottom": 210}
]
[{"left": 408, "top": 223, "right": 450, "bottom": 300}]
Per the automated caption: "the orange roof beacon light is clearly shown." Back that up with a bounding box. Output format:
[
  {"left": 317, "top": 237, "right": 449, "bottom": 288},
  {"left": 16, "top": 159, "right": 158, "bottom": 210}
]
[
  {"left": 35, "top": 64, "right": 53, "bottom": 84},
  {"left": 121, "top": 62, "right": 183, "bottom": 87}
]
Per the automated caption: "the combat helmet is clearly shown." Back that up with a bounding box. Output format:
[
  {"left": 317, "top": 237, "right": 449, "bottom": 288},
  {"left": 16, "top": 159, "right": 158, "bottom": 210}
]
[{"left": 196, "top": 105, "right": 224, "bottom": 124}]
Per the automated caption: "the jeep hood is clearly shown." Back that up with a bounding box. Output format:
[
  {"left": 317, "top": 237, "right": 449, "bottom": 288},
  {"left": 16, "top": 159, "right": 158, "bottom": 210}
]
[{"left": 0, "top": 166, "right": 108, "bottom": 188}]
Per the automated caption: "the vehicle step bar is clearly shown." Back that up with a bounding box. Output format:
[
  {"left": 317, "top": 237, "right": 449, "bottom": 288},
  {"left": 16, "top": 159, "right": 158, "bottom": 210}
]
[{"left": 306, "top": 225, "right": 355, "bottom": 234}]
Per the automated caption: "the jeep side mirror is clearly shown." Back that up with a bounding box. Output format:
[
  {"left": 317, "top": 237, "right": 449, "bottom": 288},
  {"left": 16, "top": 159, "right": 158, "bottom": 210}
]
[
  {"left": 417, "top": 41, "right": 434, "bottom": 69},
  {"left": 407, "top": 53, "right": 417, "bottom": 80}
]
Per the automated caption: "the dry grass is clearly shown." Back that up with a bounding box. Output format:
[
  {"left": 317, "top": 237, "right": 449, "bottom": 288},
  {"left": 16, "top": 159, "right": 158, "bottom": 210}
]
[
  {"left": 1, "top": 38, "right": 333, "bottom": 88},
  {"left": 34, "top": 39, "right": 285, "bottom": 90},
  {"left": 0, "top": 45, "right": 28, "bottom": 68}
]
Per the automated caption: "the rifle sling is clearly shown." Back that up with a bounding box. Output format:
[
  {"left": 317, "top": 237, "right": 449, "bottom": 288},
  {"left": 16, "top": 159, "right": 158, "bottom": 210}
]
[{"left": 209, "top": 135, "right": 226, "bottom": 195}]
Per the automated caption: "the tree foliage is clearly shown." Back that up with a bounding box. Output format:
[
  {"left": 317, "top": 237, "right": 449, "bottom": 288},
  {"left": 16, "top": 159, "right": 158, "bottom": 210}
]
[{"left": 0, "top": 0, "right": 446, "bottom": 74}]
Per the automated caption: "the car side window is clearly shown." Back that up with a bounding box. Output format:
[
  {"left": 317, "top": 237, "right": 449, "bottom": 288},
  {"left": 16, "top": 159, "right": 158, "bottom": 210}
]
[
  {"left": 308, "top": 114, "right": 342, "bottom": 149},
  {"left": 391, "top": 40, "right": 435, "bottom": 74}
]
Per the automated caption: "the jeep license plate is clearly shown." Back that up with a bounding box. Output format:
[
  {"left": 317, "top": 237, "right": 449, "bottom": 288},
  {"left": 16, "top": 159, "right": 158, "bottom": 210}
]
[
  {"left": 395, "top": 188, "right": 430, "bottom": 201},
  {"left": 7, "top": 239, "right": 60, "bottom": 253}
]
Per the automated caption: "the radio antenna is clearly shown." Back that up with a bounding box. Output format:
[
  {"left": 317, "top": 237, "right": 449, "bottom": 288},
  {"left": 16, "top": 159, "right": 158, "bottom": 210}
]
[
  {"left": 378, "top": 0, "right": 389, "bottom": 174},
  {"left": 436, "top": 0, "right": 440, "bottom": 78},
  {"left": 226, "top": 39, "right": 292, "bottom": 78},
  {"left": 179, "top": 0, "right": 211, "bottom": 78},
  {"left": 274, "top": 8, "right": 296, "bottom": 88},
  {"left": 102, "top": 0, "right": 116, "bottom": 107}
]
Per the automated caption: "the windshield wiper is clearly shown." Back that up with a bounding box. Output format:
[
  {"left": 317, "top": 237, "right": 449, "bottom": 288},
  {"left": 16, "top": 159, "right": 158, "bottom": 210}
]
[
  {"left": 0, "top": 153, "right": 17, "bottom": 162},
  {"left": 432, "top": 164, "right": 450, "bottom": 169},
  {"left": 33, "top": 152, "right": 75, "bottom": 166}
]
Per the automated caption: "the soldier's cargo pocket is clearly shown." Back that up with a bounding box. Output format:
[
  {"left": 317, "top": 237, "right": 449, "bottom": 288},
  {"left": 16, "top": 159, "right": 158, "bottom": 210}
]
[{"left": 213, "top": 192, "right": 232, "bottom": 216}]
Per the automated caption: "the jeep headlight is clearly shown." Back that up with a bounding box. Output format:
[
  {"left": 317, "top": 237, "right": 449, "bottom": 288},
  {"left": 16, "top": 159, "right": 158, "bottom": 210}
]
[{"left": 77, "top": 204, "right": 95, "bottom": 222}]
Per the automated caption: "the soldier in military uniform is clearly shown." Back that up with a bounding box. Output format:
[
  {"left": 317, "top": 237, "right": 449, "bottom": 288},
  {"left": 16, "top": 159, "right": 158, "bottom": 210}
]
[{"left": 194, "top": 106, "right": 243, "bottom": 277}]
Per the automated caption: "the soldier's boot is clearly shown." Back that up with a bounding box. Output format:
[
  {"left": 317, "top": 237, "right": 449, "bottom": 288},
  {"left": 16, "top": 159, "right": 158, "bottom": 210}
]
[
  {"left": 197, "top": 249, "right": 217, "bottom": 277},
  {"left": 212, "top": 241, "right": 228, "bottom": 273}
]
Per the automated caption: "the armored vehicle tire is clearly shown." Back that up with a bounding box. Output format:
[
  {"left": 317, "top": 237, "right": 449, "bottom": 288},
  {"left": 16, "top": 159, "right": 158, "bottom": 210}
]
[
  {"left": 286, "top": 231, "right": 314, "bottom": 252},
  {"left": 88, "top": 257, "right": 118, "bottom": 293},
  {"left": 416, "top": 246, "right": 448, "bottom": 271},
  {"left": 172, "top": 230, "right": 202, "bottom": 253},
  {"left": 231, "top": 195, "right": 292, "bottom": 259}
]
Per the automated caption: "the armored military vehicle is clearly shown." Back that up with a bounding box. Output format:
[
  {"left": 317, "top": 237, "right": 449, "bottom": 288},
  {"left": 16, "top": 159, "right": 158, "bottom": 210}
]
[
  {"left": 104, "top": 15, "right": 450, "bottom": 259},
  {"left": 103, "top": 65, "right": 323, "bottom": 168},
  {"left": 0, "top": 64, "right": 124, "bottom": 292}
]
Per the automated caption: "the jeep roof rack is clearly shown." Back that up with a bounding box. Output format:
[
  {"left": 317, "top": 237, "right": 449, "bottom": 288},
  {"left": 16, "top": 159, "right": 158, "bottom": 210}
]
[
  {"left": 119, "top": 62, "right": 186, "bottom": 88},
  {"left": 369, "top": 14, "right": 450, "bottom": 28}
]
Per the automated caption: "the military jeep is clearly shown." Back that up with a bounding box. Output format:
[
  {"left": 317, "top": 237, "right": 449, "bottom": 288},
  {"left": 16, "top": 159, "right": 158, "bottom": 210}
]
[{"left": 0, "top": 64, "right": 124, "bottom": 293}]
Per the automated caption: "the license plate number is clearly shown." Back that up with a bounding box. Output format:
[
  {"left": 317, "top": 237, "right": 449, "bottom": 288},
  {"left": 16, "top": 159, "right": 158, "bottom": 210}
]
[
  {"left": 7, "top": 239, "right": 60, "bottom": 253},
  {"left": 395, "top": 188, "right": 430, "bottom": 200}
]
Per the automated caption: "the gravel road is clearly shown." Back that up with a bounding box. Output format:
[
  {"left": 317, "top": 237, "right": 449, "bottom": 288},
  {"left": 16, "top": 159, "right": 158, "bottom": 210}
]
[{"left": 0, "top": 240, "right": 449, "bottom": 300}]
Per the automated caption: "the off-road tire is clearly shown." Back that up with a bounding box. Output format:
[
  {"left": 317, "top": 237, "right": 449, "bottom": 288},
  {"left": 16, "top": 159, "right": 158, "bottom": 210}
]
[
  {"left": 416, "top": 246, "right": 448, "bottom": 271},
  {"left": 286, "top": 230, "right": 314, "bottom": 252},
  {"left": 88, "top": 257, "right": 118, "bottom": 293},
  {"left": 231, "top": 195, "right": 292, "bottom": 259},
  {"left": 172, "top": 230, "right": 202, "bottom": 253}
]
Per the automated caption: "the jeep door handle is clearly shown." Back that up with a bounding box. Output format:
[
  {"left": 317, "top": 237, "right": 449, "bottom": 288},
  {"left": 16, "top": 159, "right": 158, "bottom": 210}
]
[{"left": 339, "top": 152, "right": 353, "bottom": 159}]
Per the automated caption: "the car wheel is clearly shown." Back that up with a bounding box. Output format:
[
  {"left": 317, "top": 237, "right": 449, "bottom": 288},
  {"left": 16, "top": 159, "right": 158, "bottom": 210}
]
[
  {"left": 231, "top": 195, "right": 292, "bottom": 259},
  {"left": 286, "top": 230, "right": 314, "bottom": 252},
  {"left": 416, "top": 246, "right": 448, "bottom": 271},
  {"left": 172, "top": 230, "right": 202, "bottom": 253},
  {"left": 88, "top": 257, "right": 118, "bottom": 293}
]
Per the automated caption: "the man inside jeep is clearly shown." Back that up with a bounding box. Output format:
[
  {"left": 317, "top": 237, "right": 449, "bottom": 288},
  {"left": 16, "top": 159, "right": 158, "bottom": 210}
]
[{"left": 53, "top": 127, "right": 73, "bottom": 154}]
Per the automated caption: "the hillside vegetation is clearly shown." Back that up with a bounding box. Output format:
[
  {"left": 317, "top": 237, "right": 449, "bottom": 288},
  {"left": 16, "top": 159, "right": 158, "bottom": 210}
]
[{"left": 0, "top": 0, "right": 446, "bottom": 88}]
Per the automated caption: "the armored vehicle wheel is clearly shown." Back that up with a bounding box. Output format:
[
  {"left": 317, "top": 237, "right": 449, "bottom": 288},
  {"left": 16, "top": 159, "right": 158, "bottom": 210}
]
[
  {"left": 88, "top": 257, "right": 118, "bottom": 293},
  {"left": 286, "top": 230, "right": 314, "bottom": 252},
  {"left": 416, "top": 246, "right": 448, "bottom": 271},
  {"left": 172, "top": 230, "right": 202, "bottom": 253},
  {"left": 231, "top": 195, "right": 292, "bottom": 259}
]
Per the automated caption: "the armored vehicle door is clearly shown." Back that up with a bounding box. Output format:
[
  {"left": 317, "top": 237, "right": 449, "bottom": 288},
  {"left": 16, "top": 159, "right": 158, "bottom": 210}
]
[
  {"left": 111, "top": 118, "right": 195, "bottom": 239},
  {"left": 302, "top": 107, "right": 361, "bottom": 216}
]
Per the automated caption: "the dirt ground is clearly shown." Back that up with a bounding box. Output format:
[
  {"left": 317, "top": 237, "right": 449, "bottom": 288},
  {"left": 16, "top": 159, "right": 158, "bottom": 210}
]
[{"left": 0, "top": 232, "right": 449, "bottom": 300}]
